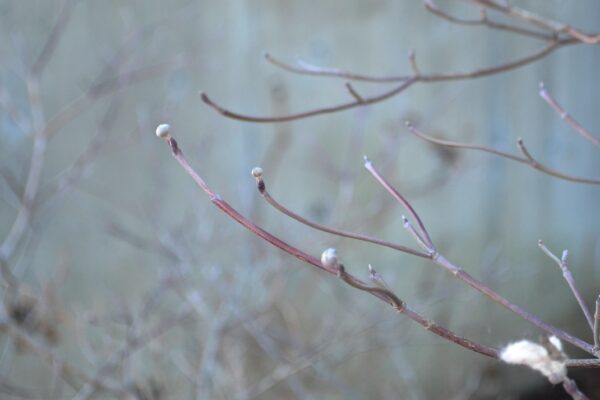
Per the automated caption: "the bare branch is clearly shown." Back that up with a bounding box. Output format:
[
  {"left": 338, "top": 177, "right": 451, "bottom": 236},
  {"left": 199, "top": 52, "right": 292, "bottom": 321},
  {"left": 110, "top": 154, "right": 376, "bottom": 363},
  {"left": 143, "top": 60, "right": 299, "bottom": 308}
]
[
  {"left": 405, "top": 123, "right": 600, "bottom": 185},
  {"left": 473, "top": 0, "right": 600, "bottom": 44},
  {"left": 362, "top": 159, "right": 596, "bottom": 354},
  {"left": 538, "top": 240, "right": 593, "bottom": 330},
  {"left": 203, "top": 40, "right": 568, "bottom": 123},
  {"left": 158, "top": 130, "right": 500, "bottom": 359},
  {"left": 594, "top": 296, "right": 600, "bottom": 354},
  {"left": 31, "top": 0, "right": 79, "bottom": 75},
  {"left": 423, "top": 0, "right": 556, "bottom": 41},
  {"left": 539, "top": 82, "right": 600, "bottom": 149},
  {"left": 251, "top": 170, "right": 430, "bottom": 259},
  {"left": 264, "top": 52, "right": 410, "bottom": 83},
  {"left": 363, "top": 157, "right": 434, "bottom": 249}
]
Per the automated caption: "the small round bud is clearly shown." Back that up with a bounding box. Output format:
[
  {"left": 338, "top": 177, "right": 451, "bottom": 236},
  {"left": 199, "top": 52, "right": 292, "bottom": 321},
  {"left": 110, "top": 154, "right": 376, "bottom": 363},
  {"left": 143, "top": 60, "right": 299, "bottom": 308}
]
[
  {"left": 155, "top": 123, "right": 171, "bottom": 139},
  {"left": 321, "top": 248, "right": 339, "bottom": 269},
  {"left": 251, "top": 167, "right": 263, "bottom": 178}
]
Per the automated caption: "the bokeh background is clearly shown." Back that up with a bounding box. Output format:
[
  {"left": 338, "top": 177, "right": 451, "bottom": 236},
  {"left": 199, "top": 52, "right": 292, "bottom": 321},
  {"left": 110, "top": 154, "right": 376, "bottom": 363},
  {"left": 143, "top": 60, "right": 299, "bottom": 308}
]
[{"left": 0, "top": 0, "right": 599, "bottom": 398}]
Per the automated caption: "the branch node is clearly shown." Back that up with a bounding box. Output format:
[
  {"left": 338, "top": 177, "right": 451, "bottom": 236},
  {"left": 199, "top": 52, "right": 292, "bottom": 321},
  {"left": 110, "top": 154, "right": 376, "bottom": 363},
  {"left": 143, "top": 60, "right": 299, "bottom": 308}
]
[{"left": 345, "top": 82, "right": 364, "bottom": 103}]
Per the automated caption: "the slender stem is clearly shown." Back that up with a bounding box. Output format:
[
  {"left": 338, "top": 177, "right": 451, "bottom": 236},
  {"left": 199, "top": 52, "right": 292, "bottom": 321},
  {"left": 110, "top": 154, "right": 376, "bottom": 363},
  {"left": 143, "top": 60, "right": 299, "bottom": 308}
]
[
  {"left": 200, "top": 78, "right": 418, "bottom": 123},
  {"left": 253, "top": 175, "right": 430, "bottom": 259},
  {"left": 264, "top": 52, "right": 411, "bottom": 83},
  {"left": 160, "top": 134, "right": 499, "bottom": 359},
  {"left": 473, "top": 0, "right": 600, "bottom": 44},
  {"left": 562, "top": 377, "right": 591, "bottom": 400},
  {"left": 405, "top": 123, "right": 600, "bottom": 185},
  {"left": 594, "top": 296, "right": 600, "bottom": 353},
  {"left": 539, "top": 83, "right": 600, "bottom": 149},
  {"left": 202, "top": 40, "right": 571, "bottom": 123},
  {"left": 433, "top": 254, "right": 595, "bottom": 354},
  {"left": 336, "top": 264, "right": 498, "bottom": 358},
  {"left": 363, "top": 157, "right": 434, "bottom": 248},
  {"left": 363, "top": 161, "right": 595, "bottom": 354},
  {"left": 516, "top": 138, "right": 600, "bottom": 185},
  {"left": 538, "top": 241, "right": 593, "bottom": 330},
  {"left": 423, "top": 0, "right": 556, "bottom": 41}
]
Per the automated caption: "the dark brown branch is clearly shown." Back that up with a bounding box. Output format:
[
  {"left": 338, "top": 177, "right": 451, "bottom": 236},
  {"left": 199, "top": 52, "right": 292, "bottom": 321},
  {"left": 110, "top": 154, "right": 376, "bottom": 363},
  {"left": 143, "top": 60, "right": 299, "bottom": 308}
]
[
  {"left": 200, "top": 78, "right": 418, "bottom": 123},
  {"left": 539, "top": 83, "right": 600, "bottom": 149},
  {"left": 252, "top": 172, "right": 430, "bottom": 259},
  {"left": 406, "top": 123, "right": 600, "bottom": 185},
  {"left": 202, "top": 40, "right": 569, "bottom": 123}
]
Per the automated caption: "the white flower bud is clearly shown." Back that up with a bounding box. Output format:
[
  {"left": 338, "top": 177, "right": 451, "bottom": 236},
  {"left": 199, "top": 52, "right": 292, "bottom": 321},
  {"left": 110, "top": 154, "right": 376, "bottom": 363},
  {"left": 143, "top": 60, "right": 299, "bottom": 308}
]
[
  {"left": 155, "top": 123, "right": 171, "bottom": 139},
  {"left": 321, "top": 248, "right": 339, "bottom": 269},
  {"left": 500, "top": 340, "right": 566, "bottom": 384},
  {"left": 251, "top": 167, "right": 263, "bottom": 178}
]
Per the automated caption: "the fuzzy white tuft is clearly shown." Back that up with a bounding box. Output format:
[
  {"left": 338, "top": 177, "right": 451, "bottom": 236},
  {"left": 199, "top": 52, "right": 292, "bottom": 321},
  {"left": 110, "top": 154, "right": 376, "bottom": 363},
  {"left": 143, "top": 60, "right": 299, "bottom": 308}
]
[{"left": 500, "top": 340, "right": 566, "bottom": 384}]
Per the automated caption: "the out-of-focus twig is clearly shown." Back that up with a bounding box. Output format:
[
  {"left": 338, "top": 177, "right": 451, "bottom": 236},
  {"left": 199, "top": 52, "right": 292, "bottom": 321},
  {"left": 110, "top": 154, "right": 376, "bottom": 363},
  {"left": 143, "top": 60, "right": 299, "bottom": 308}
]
[
  {"left": 202, "top": 39, "right": 568, "bottom": 123},
  {"left": 405, "top": 122, "right": 600, "bottom": 185},
  {"left": 538, "top": 241, "right": 593, "bottom": 330},
  {"left": 539, "top": 83, "right": 600, "bottom": 149}
]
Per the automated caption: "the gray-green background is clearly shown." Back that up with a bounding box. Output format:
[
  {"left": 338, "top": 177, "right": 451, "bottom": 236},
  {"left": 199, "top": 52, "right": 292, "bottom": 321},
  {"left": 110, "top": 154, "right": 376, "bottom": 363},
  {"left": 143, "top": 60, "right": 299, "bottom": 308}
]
[{"left": 1, "top": 1, "right": 599, "bottom": 398}]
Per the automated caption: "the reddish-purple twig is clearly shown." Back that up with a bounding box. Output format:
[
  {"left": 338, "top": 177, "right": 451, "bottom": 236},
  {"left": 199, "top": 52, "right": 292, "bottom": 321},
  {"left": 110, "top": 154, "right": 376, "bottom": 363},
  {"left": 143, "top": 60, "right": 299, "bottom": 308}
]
[
  {"left": 539, "top": 83, "right": 600, "bottom": 149},
  {"left": 423, "top": 0, "right": 555, "bottom": 41},
  {"left": 158, "top": 130, "right": 498, "bottom": 359},
  {"left": 363, "top": 157, "right": 434, "bottom": 250},
  {"left": 363, "top": 158, "right": 596, "bottom": 355}
]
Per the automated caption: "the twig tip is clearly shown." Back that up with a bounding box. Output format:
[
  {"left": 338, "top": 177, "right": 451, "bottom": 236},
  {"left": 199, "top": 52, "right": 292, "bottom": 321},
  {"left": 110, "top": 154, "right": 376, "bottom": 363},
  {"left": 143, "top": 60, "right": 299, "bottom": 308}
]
[
  {"left": 251, "top": 167, "right": 263, "bottom": 178},
  {"left": 155, "top": 123, "right": 171, "bottom": 140}
]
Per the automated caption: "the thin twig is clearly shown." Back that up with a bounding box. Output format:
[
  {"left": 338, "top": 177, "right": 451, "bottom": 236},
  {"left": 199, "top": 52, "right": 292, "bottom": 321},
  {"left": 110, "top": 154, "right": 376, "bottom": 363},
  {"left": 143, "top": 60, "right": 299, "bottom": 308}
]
[
  {"left": 594, "top": 296, "right": 600, "bottom": 353},
  {"left": 264, "top": 52, "right": 410, "bottom": 83},
  {"left": 363, "top": 157, "right": 434, "bottom": 249},
  {"left": 0, "top": 77, "right": 47, "bottom": 288},
  {"left": 251, "top": 172, "right": 430, "bottom": 259},
  {"left": 423, "top": 0, "right": 555, "bottom": 41},
  {"left": 364, "top": 160, "right": 596, "bottom": 354},
  {"left": 473, "top": 0, "right": 600, "bottom": 44},
  {"left": 202, "top": 40, "right": 570, "bottom": 123},
  {"left": 405, "top": 122, "right": 600, "bottom": 185},
  {"left": 31, "top": 0, "right": 79, "bottom": 75},
  {"left": 538, "top": 240, "right": 593, "bottom": 330},
  {"left": 159, "top": 132, "right": 499, "bottom": 359},
  {"left": 562, "top": 377, "right": 590, "bottom": 400},
  {"left": 539, "top": 82, "right": 600, "bottom": 149}
]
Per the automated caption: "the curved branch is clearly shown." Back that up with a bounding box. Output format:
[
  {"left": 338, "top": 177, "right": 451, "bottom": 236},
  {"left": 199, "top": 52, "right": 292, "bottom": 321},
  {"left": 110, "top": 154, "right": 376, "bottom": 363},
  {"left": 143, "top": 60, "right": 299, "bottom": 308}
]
[
  {"left": 406, "top": 123, "right": 600, "bottom": 185},
  {"left": 423, "top": 0, "right": 556, "bottom": 41},
  {"left": 158, "top": 132, "right": 499, "bottom": 360},
  {"left": 473, "top": 0, "right": 600, "bottom": 44},
  {"left": 252, "top": 173, "right": 430, "bottom": 259},
  {"left": 364, "top": 162, "right": 596, "bottom": 354},
  {"left": 539, "top": 83, "right": 600, "bottom": 149},
  {"left": 202, "top": 41, "right": 569, "bottom": 123}
]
